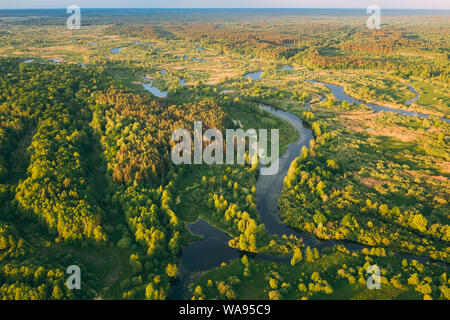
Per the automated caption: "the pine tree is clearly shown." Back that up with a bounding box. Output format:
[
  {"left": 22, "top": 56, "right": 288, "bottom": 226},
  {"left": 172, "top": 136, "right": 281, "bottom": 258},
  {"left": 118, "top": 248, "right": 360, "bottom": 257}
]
[
  {"left": 305, "top": 246, "right": 314, "bottom": 262},
  {"left": 291, "top": 248, "right": 303, "bottom": 266}
]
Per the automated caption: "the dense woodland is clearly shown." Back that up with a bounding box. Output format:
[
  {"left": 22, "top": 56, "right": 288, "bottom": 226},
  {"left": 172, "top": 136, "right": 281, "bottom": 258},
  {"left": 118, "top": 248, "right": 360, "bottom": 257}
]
[
  {"left": 159, "top": 21, "right": 450, "bottom": 83},
  {"left": 192, "top": 246, "right": 449, "bottom": 300},
  {"left": 0, "top": 59, "right": 231, "bottom": 299},
  {"left": 280, "top": 110, "right": 449, "bottom": 262}
]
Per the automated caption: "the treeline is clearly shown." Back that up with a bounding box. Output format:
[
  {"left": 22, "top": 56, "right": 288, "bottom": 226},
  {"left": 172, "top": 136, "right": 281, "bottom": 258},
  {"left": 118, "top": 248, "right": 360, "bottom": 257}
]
[
  {"left": 303, "top": 50, "right": 449, "bottom": 82},
  {"left": 167, "top": 22, "right": 302, "bottom": 59},
  {"left": 0, "top": 222, "right": 24, "bottom": 260},
  {"left": 90, "top": 85, "right": 231, "bottom": 298},
  {"left": 0, "top": 58, "right": 235, "bottom": 299},
  {"left": 0, "top": 60, "right": 109, "bottom": 243},
  {"left": 93, "top": 87, "right": 228, "bottom": 185},
  {"left": 15, "top": 117, "right": 106, "bottom": 243},
  {"left": 161, "top": 21, "right": 449, "bottom": 82},
  {"left": 279, "top": 109, "right": 450, "bottom": 262},
  {"left": 0, "top": 262, "right": 77, "bottom": 300},
  {"left": 191, "top": 246, "right": 449, "bottom": 300},
  {"left": 104, "top": 25, "right": 172, "bottom": 39}
]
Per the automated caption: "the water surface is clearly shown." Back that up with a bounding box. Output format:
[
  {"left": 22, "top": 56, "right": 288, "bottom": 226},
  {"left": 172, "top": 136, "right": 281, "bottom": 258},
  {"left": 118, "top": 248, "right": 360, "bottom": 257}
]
[
  {"left": 404, "top": 83, "right": 420, "bottom": 105},
  {"left": 168, "top": 76, "right": 448, "bottom": 299},
  {"left": 110, "top": 47, "right": 125, "bottom": 54},
  {"left": 142, "top": 80, "right": 168, "bottom": 98},
  {"left": 244, "top": 71, "right": 263, "bottom": 80},
  {"left": 311, "top": 81, "right": 449, "bottom": 123}
]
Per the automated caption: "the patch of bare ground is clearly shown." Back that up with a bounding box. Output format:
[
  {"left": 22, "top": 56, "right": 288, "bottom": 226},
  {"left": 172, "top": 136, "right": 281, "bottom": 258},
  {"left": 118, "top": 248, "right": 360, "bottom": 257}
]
[
  {"left": 368, "top": 126, "right": 419, "bottom": 142},
  {"left": 31, "top": 45, "right": 90, "bottom": 54},
  {"left": 438, "top": 161, "right": 450, "bottom": 174},
  {"left": 339, "top": 110, "right": 376, "bottom": 121},
  {"left": 340, "top": 112, "right": 422, "bottom": 142},
  {"left": 403, "top": 169, "right": 448, "bottom": 184},
  {"left": 220, "top": 89, "right": 237, "bottom": 95},
  {"left": 359, "top": 176, "right": 387, "bottom": 188},
  {"left": 403, "top": 153, "right": 450, "bottom": 175},
  {"left": 208, "top": 70, "right": 236, "bottom": 85},
  {"left": 338, "top": 111, "right": 376, "bottom": 134},
  {"left": 309, "top": 93, "right": 324, "bottom": 104}
]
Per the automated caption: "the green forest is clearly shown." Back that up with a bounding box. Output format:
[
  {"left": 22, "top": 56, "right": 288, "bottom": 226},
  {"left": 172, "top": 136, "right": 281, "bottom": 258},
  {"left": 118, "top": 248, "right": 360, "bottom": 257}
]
[{"left": 0, "top": 9, "right": 448, "bottom": 300}]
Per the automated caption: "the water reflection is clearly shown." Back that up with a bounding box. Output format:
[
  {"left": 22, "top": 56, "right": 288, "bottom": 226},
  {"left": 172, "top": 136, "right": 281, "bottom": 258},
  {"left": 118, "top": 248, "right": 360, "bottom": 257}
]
[
  {"left": 404, "top": 83, "right": 420, "bottom": 105},
  {"left": 110, "top": 47, "right": 125, "bottom": 54},
  {"left": 142, "top": 80, "right": 168, "bottom": 98},
  {"left": 244, "top": 71, "right": 263, "bottom": 80},
  {"left": 310, "top": 81, "right": 448, "bottom": 123}
]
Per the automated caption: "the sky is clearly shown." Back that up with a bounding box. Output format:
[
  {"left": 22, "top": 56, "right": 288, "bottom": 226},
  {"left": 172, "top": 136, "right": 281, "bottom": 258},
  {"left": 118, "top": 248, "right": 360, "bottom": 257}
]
[{"left": 1, "top": 0, "right": 449, "bottom": 10}]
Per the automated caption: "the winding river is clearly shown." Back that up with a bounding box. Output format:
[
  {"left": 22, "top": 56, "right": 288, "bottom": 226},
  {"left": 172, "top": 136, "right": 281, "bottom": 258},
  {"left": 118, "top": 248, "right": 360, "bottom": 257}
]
[
  {"left": 110, "top": 47, "right": 126, "bottom": 54},
  {"left": 142, "top": 72, "right": 185, "bottom": 98},
  {"left": 19, "top": 54, "right": 447, "bottom": 297},
  {"left": 244, "top": 71, "right": 263, "bottom": 80},
  {"left": 310, "top": 81, "right": 449, "bottom": 123},
  {"left": 142, "top": 79, "right": 169, "bottom": 98},
  {"left": 167, "top": 77, "right": 448, "bottom": 299},
  {"left": 404, "top": 83, "right": 420, "bottom": 105}
]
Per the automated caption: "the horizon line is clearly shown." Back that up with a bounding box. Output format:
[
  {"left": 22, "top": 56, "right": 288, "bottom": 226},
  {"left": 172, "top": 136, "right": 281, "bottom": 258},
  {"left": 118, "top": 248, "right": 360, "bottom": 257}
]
[{"left": 1, "top": 7, "right": 450, "bottom": 10}]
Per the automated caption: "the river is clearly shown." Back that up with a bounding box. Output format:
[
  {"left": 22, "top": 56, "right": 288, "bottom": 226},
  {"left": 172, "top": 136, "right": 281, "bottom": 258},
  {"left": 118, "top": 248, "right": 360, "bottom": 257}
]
[
  {"left": 244, "top": 71, "right": 263, "bottom": 80},
  {"left": 166, "top": 77, "right": 448, "bottom": 299},
  {"left": 141, "top": 74, "right": 185, "bottom": 98},
  {"left": 310, "top": 81, "right": 449, "bottom": 123},
  {"left": 169, "top": 100, "right": 360, "bottom": 299}
]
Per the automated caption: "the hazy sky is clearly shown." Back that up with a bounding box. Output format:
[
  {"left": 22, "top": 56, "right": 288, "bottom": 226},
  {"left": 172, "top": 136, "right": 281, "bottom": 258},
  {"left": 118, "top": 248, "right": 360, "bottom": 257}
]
[{"left": 1, "top": 0, "right": 449, "bottom": 10}]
